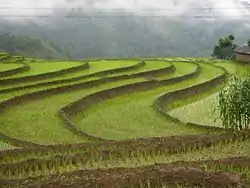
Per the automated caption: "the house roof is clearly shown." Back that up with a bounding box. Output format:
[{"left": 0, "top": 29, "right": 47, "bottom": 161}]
[{"left": 234, "top": 45, "right": 250, "bottom": 55}]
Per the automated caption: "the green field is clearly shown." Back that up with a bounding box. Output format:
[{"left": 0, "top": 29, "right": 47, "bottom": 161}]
[
  {"left": 0, "top": 61, "right": 84, "bottom": 80},
  {"left": 104, "top": 60, "right": 171, "bottom": 77},
  {"left": 0, "top": 55, "right": 250, "bottom": 188},
  {"left": 0, "top": 62, "right": 24, "bottom": 72},
  {"left": 0, "top": 60, "right": 139, "bottom": 90},
  {"left": 168, "top": 62, "right": 250, "bottom": 128},
  {"left": 73, "top": 63, "right": 223, "bottom": 140}
]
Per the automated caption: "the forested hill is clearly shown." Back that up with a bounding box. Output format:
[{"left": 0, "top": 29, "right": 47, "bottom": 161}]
[{"left": 0, "top": 33, "right": 68, "bottom": 59}]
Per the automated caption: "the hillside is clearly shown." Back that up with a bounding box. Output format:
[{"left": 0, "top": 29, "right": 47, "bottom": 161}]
[
  {"left": 0, "top": 53, "right": 250, "bottom": 187},
  {"left": 0, "top": 0, "right": 250, "bottom": 59},
  {"left": 0, "top": 33, "right": 68, "bottom": 59},
  {"left": 1, "top": 15, "right": 249, "bottom": 59}
]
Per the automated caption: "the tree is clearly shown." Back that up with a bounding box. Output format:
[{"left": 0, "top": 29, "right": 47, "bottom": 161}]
[
  {"left": 228, "top": 34, "right": 235, "bottom": 41},
  {"left": 212, "top": 35, "right": 237, "bottom": 60},
  {"left": 216, "top": 75, "right": 250, "bottom": 131},
  {"left": 248, "top": 38, "right": 250, "bottom": 47}
]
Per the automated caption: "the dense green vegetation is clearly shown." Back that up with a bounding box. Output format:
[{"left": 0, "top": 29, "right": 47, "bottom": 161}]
[
  {"left": 218, "top": 75, "right": 250, "bottom": 130},
  {"left": 211, "top": 35, "right": 237, "bottom": 60},
  {"left": 0, "top": 53, "right": 250, "bottom": 188}
]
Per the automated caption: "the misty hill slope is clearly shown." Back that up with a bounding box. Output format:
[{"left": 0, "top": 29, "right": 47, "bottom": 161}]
[
  {"left": 0, "top": 33, "right": 67, "bottom": 59},
  {"left": 1, "top": 0, "right": 250, "bottom": 59}
]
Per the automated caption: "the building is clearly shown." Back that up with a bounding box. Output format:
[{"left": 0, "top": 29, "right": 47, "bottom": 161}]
[{"left": 234, "top": 45, "right": 250, "bottom": 62}]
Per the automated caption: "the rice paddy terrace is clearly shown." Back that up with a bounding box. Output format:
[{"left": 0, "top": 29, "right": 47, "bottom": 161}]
[{"left": 0, "top": 52, "right": 250, "bottom": 188}]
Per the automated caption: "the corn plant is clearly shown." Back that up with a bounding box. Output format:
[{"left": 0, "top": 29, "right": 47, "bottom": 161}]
[{"left": 217, "top": 74, "right": 250, "bottom": 131}]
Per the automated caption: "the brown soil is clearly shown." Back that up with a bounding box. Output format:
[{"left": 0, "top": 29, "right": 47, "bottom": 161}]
[
  {"left": 1, "top": 156, "right": 250, "bottom": 187},
  {"left": 172, "top": 156, "right": 250, "bottom": 169},
  {"left": 4, "top": 164, "right": 245, "bottom": 188},
  {"left": 1, "top": 131, "right": 249, "bottom": 165}
]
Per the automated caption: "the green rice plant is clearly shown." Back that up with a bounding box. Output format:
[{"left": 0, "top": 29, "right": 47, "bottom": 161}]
[
  {"left": 0, "top": 77, "right": 144, "bottom": 144},
  {"left": 168, "top": 62, "right": 250, "bottom": 127},
  {"left": 155, "top": 62, "right": 196, "bottom": 80},
  {"left": 0, "top": 61, "right": 193, "bottom": 144},
  {"left": 132, "top": 182, "right": 197, "bottom": 188},
  {"left": 0, "top": 52, "right": 8, "bottom": 56},
  {"left": 0, "top": 61, "right": 84, "bottom": 80},
  {"left": 73, "top": 63, "right": 223, "bottom": 140},
  {"left": 0, "top": 55, "right": 9, "bottom": 62},
  {"left": 0, "top": 60, "right": 139, "bottom": 90},
  {"left": 215, "top": 61, "right": 250, "bottom": 76},
  {"left": 5, "top": 137, "right": 248, "bottom": 179},
  {"left": 169, "top": 92, "right": 222, "bottom": 127},
  {"left": 1, "top": 130, "right": 239, "bottom": 170},
  {"left": 104, "top": 61, "right": 171, "bottom": 77},
  {"left": 41, "top": 162, "right": 47, "bottom": 174},
  {"left": 0, "top": 60, "right": 147, "bottom": 102},
  {"left": 0, "top": 141, "right": 15, "bottom": 150},
  {"left": 2, "top": 140, "right": 248, "bottom": 179},
  {"left": 82, "top": 140, "right": 250, "bottom": 170},
  {"left": 0, "top": 62, "right": 24, "bottom": 72}
]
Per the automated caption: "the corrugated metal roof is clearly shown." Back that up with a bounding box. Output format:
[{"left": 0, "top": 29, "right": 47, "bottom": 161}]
[{"left": 234, "top": 46, "right": 250, "bottom": 55}]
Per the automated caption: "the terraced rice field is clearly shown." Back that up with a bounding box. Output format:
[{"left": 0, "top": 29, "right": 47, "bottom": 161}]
[
  {"left": 0, "top": 53, "right": 250, "bottom": 188},
  {"left": 169, "top": 62, "right": 250, "bottom": 128},
  {"left": 0, "top": 63, "right": 23, "bottom": 72}
]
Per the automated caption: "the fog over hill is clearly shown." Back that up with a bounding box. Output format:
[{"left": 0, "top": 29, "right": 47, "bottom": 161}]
[{"left": 0, "top": 0, "right": 250, "bottom": 58}]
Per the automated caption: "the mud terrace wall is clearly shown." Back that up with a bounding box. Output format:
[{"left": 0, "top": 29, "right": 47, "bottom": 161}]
[
  {"left": 1, "top": 127, "right": 250, "bottom": 164},
  {"left": 34, "top": 165, "right": 243, "bottom": 188},
  {"left": 1, "top": 134, "right": 249, "bottom": 176},
  {"left": 0, "top": 160, "right": 245, "bottom": 188}
]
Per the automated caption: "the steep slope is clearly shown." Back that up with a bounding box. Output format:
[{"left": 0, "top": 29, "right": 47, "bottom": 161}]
[
  {"left": 0, "top": 0, "right": 250, "bottom": 58},
  {"left": 0, "top": 33, "right": 67, "bottom": 59}
]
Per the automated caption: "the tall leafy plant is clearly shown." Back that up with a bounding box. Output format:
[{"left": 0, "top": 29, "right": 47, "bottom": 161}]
[{"left": 217, "top": 74, "right": 250, "bottom": 131}]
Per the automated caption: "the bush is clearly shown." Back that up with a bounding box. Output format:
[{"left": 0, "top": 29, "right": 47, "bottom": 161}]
[{"left": 217, "top": 74, "right": 250, "bottom": 131}]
